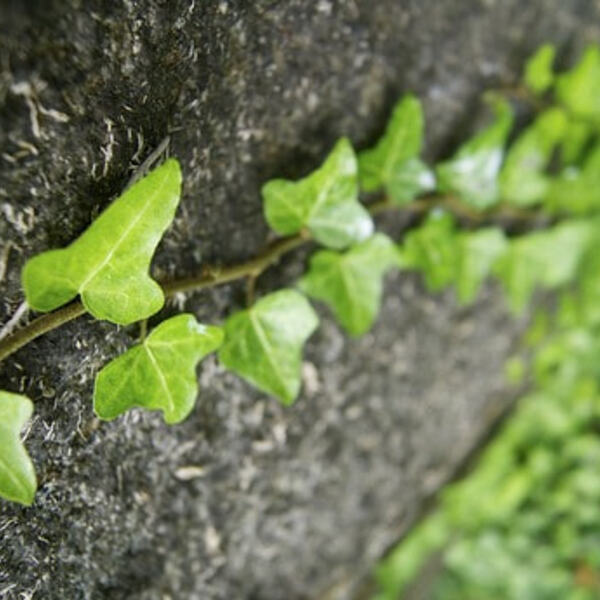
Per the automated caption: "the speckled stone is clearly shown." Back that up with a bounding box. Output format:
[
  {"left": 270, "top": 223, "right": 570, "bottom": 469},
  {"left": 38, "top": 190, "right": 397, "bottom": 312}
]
[{"left": 0, "top": 1, "right": 598, "bottom": 599}]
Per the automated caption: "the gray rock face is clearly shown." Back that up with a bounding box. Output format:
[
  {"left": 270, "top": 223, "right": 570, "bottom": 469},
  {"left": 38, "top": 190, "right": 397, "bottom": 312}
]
[{"left": 0, "top": 1, "right": 598, "bottom": 598}]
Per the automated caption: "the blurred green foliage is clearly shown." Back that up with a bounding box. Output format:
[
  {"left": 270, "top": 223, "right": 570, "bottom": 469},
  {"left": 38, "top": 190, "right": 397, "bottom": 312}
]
[
  {"left": 373, "top": 44, "right": 600, "bottom": 600},
  {"left": 375, "top": 310, "right": 600, "bottom": 599}
]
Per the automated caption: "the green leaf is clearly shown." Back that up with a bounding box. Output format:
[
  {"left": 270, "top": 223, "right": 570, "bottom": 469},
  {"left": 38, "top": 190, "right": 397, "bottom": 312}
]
[
  {"left": 546, "top": 145, "right": 600, "bottom": 214},
  {"left": 218, "top": 289, "right": 319, "bottom": 404},
  {"left": 556, "top": 46, "right": 600, "bottom": 124},
  {"left": 523, "top": 44, "right": 556, "bottom": 94},
  {"left": 576, "top": 247, "right": 600, "bottom": 327},
  {"left": 536, "top": 221, "right": 593, "bottom": 289},
  {"left": 22, "top": 159, "right": 182, "bottom": 325},
  {"left": 298, "top": 233, "right": 400, "bottom": 337},
  {"left": 499, "top": 108, "right": 568, "bottom": 206},
  {"left": 560, "top": 120, "right": 592, "bottom": 165},
  {"left": 386, "top": 158, "right": 436, "bottom": 205},
  {"left": 493, "top": 221, "right": 594, "bottom": 313},
  {"left": 455, "top": 228, "right": 508, "bottom": 304},
  {"left": 436, "top": 98, "right": 514, "bottom": 209},
  {"left": 0, "top": 391, "right": 36, "bottom": 506},
  {"left": 358, "top": 95, "right": 435, "bottom": 204},
  {"left": 263, "top": 138, "right": 373, "bottom": 249},
  {"left": 399, "top": 217, "right": 507, "bottom": 303},
  {"left": 94, "top": 314, "right": 223, "bottom": 424},
  {"left": 399, "top": 212, "right": 458, "bottom": 291}
]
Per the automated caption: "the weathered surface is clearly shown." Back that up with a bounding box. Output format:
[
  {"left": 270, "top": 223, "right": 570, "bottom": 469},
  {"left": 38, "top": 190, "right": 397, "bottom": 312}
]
[{"left": 0, "top": 1, "right": 598, "bottom": 599}]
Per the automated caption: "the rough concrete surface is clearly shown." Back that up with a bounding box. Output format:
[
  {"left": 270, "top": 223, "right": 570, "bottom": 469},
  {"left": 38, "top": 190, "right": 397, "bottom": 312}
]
[{"left": 0, "top": 1, "right": 598, "bottom": 599}]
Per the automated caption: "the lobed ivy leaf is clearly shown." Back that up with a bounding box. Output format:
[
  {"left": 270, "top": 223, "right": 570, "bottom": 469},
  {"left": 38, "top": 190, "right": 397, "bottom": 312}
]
[
  {"left": 399, "top": 212, "right": 458, "bottom": 291},
  {"left": 399, "top": 215, "right": 507, "bottom": 303},
  {"left": 358, "top": 95, "right": 435, "bottom": 204},
  {"left": 436, "top": 98, "right": 514, "bottom": 209},
  {"left": 0, "top": 391, "right": 36, "bottom": 506},
  {"left": 22, "top": 159, "right": 182, "bottom": 325},
  {"left": 298, "top": 233, "right": 400, "bottom": 337},
  {"left": 499, "top": 108, "right": 568, "bottom": 207},
  {"left": 555, "top": 46, "right": 600, "bottom": 124},
  {"left": 455, "top": 228, "right": 508, "bottom": 304},
  {"left": 262, "top": 138, "right": 373, "bottom": 249},
  {"left": 94, "top": 314, "right": 223, "bottom": 424},
  {"left": 218, "top": 289, "right": 319, "bottom": 405},
  {"left": 546, "top": 145, "right": 600, "bottom": 214},
  {"left": 493, "top": 221, "right": 594, "bottom": 313},
  {"left": 523, "top": 44, "right": 556, "bottom": 94}
]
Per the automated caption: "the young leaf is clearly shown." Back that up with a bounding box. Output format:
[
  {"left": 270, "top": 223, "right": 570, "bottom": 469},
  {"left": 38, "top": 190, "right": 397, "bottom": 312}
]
[
  {"left": 298, "top": 233, "right": 400, "bottom": 337},
  {"left": 493, "top": 221, "right": 594, "bottom": 313},
  {"left": 555, "top": 46, "right": 600, "bottom": 124},
  {"left": 436, "top": 98, "right": 514, "bottom": 209},
  {"left": 499, "top": 108, "right": 568, "bottom": 207},
  {"left": 218, "top": 289, "right": 319, "bottom": 405},
  {"left": 94, "top": 314, "right": 223, "bottom": 424},
  {"left": 546, "top": 145, "right": 600, "bottom": 214},
  {"left": 399, "top": 212, "right": 458, "bottom": 291},
  {"left": 358, "top": 95, "right": 435, "bottom": 204},
  {"left": 0, "top": 391, "right": 36, "bottom": 506},
  {"left": 523, "top": 44, "right": 556, "bottom": 94},
  {"left": 22, "top": 159, "right": 182, "bottom": 325},
  {"left": 263, "top": 138, "right": 373, "bottom": 249},
  {"left": 455, "top": 228, "right": 508, "bottom": 304}
]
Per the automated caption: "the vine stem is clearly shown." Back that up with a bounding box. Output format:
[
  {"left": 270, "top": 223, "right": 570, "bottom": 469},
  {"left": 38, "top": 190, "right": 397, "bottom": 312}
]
[
  {"left": 0, "top": 194, "right": 540, "bottom": 364},
  {"left": 0, "top": 301, "right": 88, "bottom": 362}
]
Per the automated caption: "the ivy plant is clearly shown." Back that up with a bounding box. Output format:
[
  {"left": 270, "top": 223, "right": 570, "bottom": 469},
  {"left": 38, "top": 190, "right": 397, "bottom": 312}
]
[
  {"left": 1, "top": 42, "right": 600, "bottom": 506},
  {"left": 375, "top": 236, "right": 600, "bottom": 600}
]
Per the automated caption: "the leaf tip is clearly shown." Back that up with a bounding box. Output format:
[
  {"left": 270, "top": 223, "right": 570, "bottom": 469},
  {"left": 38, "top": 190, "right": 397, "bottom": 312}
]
[{"left": 158, "top": 157, "right": 183, "bottom": 186}]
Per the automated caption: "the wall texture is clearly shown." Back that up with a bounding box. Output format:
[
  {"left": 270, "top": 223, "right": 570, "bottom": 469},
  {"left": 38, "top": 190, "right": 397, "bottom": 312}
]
[{"left": 0, "top": 1, "right": 599, "bottom": 598}]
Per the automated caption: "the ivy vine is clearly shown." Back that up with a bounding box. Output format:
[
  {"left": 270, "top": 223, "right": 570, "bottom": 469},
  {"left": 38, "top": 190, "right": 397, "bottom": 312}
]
[{"left": 1, "top": 43, "right": 599, "bottom": 506}]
